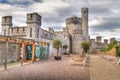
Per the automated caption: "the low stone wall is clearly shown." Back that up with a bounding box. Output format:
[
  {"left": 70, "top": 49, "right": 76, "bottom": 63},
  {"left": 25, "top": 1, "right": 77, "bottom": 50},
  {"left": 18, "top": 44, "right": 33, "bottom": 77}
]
[{"left": 0, "top": 42, "right": 18, "bottom": 64}]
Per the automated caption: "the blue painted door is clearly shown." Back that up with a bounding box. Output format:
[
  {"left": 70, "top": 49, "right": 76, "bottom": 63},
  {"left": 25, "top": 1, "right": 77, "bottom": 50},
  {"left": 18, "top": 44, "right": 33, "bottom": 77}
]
[
  {"left": 41, "top": 45, "right": 47, "bottom": 60},
  {"left": 26, "top": 45, "right": 32, "bottom": 60},
  {"left": 35, "top": 44, "right": 40, "bottom": 60}
]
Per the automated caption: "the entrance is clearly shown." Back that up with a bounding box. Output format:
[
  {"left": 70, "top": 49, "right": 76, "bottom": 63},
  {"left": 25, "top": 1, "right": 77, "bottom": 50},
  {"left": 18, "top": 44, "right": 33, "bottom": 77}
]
[
  {"left": 41, "top": 45, "right": 47, "bottom": 60},
  {"left": 26, "top": 44, "right": 32, "bottom": 60},
  {"left": 35, "top": 44, "right": 40, "bottom": 61}
]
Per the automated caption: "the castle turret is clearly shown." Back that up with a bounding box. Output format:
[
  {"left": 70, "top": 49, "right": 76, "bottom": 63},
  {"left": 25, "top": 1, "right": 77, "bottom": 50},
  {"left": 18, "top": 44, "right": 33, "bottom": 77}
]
[
  {"left": 110, "top": 37, "right": 115, "bottom": 44},
  {"left": 66, "top": 16, "right": 83, "bottom": 54},
  {"left": 81, "top": 7, "right": 89, "bottom": 41},
  {"left": 66, "top": 16, "right": 82, "bottom": 34},
  {"left": 26, "top": 13, "right": 42, "bottom": 40},
  {"left": 48, "top": 27, "right": 54, "bottom": 33},
  {"left": 96, "top": 36, "right": 101, "bottom": 43},
  {"left": 2, "top": 16, "right": 12, "bottom": 36},
  {"left": 90, "top": 39, "right": 95, "bottom": 43},
  {"left": 104, "top": 39, "right": 108, "bottom": 44}
]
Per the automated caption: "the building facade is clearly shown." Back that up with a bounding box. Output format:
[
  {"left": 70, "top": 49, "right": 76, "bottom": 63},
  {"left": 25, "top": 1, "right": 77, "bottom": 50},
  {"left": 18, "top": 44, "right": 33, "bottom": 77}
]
[{"left": 1, "top": 7, "right": 89, "bottom": 54}]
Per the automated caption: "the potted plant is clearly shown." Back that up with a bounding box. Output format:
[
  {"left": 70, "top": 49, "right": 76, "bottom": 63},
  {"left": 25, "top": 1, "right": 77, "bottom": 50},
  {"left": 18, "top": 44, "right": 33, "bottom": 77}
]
[
  {"left": 81, "top": 41, "right": 90, "bottom": 56},
  {"left": 63, "top": 44, "right": 68, "bottom": 55},
  {"left": 52, "top": 39, "right": 62, "bottom": 60}
]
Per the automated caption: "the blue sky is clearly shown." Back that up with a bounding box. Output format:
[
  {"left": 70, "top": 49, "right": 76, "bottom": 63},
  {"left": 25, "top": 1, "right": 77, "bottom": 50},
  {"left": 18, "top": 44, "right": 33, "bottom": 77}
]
[{"left": 0, "top": 0, "right": 120, "bottom": 41}]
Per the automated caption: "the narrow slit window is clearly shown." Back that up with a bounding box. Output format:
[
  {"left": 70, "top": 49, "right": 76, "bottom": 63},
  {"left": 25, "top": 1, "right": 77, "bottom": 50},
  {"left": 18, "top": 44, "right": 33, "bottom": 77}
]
[
  {"left": 4, "top": 29, "right": 6, "bottom": 35},
  {"left": 30, "top": 14, "right": 32, "bottom": 20},
  {"left": 23, "top": 28, "right": 25, "bottom": 32},
  {"left": 30, "top": 28, "right": 32, "bottom": 37},
  {"left": 17, "top": 28, "right": 19, "bottom": 33}
]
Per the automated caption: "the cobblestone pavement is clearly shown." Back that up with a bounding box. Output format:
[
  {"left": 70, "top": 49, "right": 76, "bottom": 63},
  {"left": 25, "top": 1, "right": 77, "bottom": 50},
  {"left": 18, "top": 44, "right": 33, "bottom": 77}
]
[
  {"left": 0, "top": 55, "right": 89, "bottom": 80},
  {"left": 89, "top": 55, "right": 120, "bottom": 80}
]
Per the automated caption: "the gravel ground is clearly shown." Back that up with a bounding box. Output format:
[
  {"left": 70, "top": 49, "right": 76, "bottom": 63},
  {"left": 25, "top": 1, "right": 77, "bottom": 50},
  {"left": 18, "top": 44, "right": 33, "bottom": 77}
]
[{"left": 0, "top": 55, "right": 89, "bottom": 80}]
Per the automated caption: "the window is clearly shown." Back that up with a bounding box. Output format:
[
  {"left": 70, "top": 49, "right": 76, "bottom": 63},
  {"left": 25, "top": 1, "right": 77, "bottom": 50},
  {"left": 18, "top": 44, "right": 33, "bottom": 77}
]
[
  {"left": 23, "top": 28, "right": 25, "bottom": 32},
  {"left": 4, "top": 17, "right": 7, "bottom": 23},
  {"left": 37, "top": 28, "right": 39, "bottom": 38},
  {"left": 4, "top": 29, "right": 6, "bottom": 35},
  {"left": 30, "top": 14, "right": 32, "bottom": 20},
  {"left": 30, "top": 28, "right": 32, "bottom": 37},
  {"left": 17, "top": 28, "right": 19, "bottom": 33},
  {"left": 12, "top": 28, "right": 13, "bottom": 33}
]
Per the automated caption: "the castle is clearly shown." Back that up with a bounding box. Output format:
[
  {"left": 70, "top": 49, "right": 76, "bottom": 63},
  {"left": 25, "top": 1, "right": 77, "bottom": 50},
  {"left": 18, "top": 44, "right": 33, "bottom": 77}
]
[
  {"left": 90, "top": 36, "right": 116, "bottom": 53},
  {"left": 1, "top": 7, "right": 89, "bottom": 54}
]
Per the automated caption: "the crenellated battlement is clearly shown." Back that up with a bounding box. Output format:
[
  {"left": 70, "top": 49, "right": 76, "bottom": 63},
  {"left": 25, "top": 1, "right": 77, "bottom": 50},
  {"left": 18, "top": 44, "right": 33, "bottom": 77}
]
[
  {"left": 81, "top": 7, "right": 88, "bottom": 13},
  {"left": 66, "top": 16, "right": 81, "bottom": 24},
  {"left": 2, "top": 16, "right": 12, "bottom": 26}
]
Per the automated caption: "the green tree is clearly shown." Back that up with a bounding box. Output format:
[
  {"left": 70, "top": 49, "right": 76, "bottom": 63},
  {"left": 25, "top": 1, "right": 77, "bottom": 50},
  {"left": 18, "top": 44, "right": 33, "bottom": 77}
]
[
  {"left": 81, "top": 41, "right": 90, "bottom": 55},
  {"left": 63, "top": 44, "right": 68, "bottom": 54},
  {"left": 52, "top": 39, "right": 62, "bottom": 56},
  {"left": 105, "top": 40, "right": 117, "bottom": 51}
]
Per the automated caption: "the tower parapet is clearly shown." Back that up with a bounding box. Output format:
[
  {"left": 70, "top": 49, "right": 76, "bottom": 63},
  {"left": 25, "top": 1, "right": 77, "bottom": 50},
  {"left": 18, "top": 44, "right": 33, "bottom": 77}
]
[
  {"left": 49, "top": 27, "right": 54, "bottom": 33},
  {"left": 110, "top": 37, "right": 115, "bottom": 43},
  {"left": 104, "top": 39, "right": 108, "bottom": 44},
  {"left": 1, "top": 16, "right": 12, "bottom": 36},
  {"left": 2, "top": 16, "right": 12, "bottom": 26},
  {"left": 66, "top": 16, "right": 81, "bottom": 25},
  {"left": 90, "top": 39, "right": 95, "bottom": 43},
  {"left": 96, "top": 36, "right": 101, "bottom": 43},
  {"left": 26, "top": 12, "right": 41, "bottom": 25}
]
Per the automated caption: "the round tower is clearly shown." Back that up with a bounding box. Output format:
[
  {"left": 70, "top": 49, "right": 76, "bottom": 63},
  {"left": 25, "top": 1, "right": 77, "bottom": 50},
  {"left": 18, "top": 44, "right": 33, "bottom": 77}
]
[
  {"left": 81, "top": 7, "right": 89, "bottom": 41},
  {"left": 1, "top": 16, "right": 12, "bottom": 36}
]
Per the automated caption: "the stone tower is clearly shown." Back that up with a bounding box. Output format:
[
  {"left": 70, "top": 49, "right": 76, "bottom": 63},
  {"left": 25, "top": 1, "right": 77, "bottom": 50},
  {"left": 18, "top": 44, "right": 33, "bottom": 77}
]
[
  {"left": 81, "top": 7, "right": 89, "bottom": 41},
  {"left": 1, "top": 16, "right": 12, "bottom": 36},
  {"left": 26, "top": 13, "right": 41, "bottom": 40},
  {"left": 65, "top": 7, "right": 89, "bottom": 54},
  {"left": 66, "top": 16, "right": 84, "bottom": 54}
]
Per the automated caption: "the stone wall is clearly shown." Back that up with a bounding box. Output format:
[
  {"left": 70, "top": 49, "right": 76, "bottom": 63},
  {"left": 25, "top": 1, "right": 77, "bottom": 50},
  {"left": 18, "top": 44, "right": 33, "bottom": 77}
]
[
  {"left": 0, "top": 42, "right": 18, "bottom": 64},
  {"left": 0, "top": 42, "right": 6, "bottom": 64}
]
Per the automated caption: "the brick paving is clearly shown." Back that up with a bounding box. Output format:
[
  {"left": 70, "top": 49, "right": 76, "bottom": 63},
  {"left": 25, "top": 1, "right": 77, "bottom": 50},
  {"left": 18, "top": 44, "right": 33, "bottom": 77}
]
[
  {"left": 89, "top": 55, "right": 120, "bottom": 80},
  {"left": 0, "top": 55, "right": 89, "bottom": 80},
  {"left": 1, "top": 54, "right": 120, "bottom": 80}
]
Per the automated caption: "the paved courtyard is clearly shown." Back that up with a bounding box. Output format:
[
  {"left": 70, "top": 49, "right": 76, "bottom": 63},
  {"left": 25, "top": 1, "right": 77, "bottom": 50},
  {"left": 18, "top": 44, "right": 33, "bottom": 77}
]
[
  {"left": 0, "top": 55, "right": 89, "bottom": 80},
  {"left": 89, "top": 55, "right": 120, "bottom": 80},
  {"left": 0, "top": 54, "right": 120, "bottom": 80}
]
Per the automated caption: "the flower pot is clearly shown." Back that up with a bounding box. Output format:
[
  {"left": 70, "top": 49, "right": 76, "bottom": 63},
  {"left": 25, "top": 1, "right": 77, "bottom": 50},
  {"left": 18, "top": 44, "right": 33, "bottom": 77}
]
[
  {"left": 64, "top": 53, "right": 67, "bottom": 55},
  {"left": 54, "top": 56, "right": 62, "bottom": 60}
]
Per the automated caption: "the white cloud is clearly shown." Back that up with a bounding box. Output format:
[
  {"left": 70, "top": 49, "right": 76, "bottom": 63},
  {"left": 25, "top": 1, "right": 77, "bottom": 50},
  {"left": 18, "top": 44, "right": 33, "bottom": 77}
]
[
  {"left": 89, "top": 18, "right": 104, "bottom": 27},
  {"left": 0, "top": 0, "right": 120, "bottom": 40},
  {"left": 29, "top": 1, "right": 70, "bottom": 17}
]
